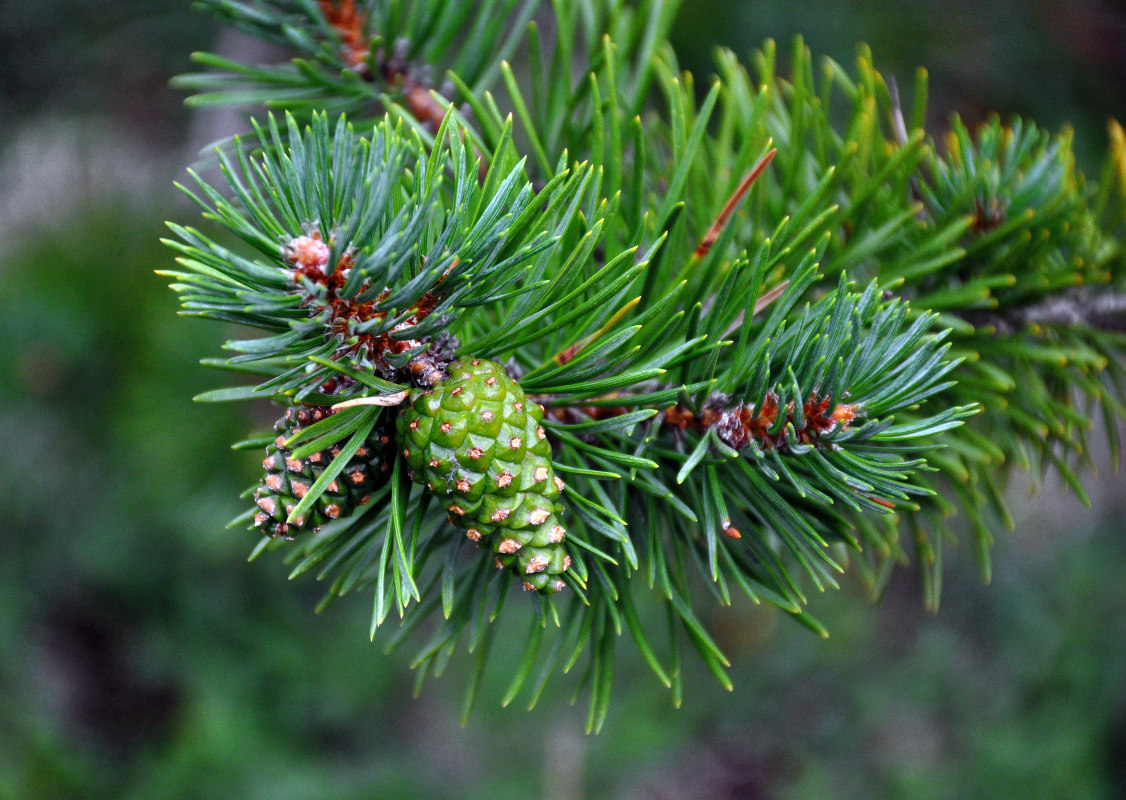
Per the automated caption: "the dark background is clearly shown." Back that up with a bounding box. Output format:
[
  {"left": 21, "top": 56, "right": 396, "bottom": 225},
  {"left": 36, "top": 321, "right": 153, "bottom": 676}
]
[{"left": 2, "top": 1, "right": 1126, "bottom": 797}]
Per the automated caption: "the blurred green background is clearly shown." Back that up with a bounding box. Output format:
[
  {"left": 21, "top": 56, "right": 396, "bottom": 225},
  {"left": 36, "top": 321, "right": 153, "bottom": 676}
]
[{"left": 2, "top": 1, "right": 1125, "bottom": 798}]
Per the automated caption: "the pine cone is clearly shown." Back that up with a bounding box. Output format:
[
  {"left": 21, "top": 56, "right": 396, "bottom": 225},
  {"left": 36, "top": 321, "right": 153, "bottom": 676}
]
[
  {"left": 396, "top": 358, "right": 571, "bottom": 592},
  {"left": 253, "top": 406, "right": 393, "bottom": 538}
]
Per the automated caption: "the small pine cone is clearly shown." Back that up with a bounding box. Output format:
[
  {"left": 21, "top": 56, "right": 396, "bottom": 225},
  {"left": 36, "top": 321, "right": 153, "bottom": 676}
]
[
  {"left": 253, "top": 405, "right": 394, "bottom": 538},
  {"left": 396, "top": 358, "right": 570, "bottom": 593}
]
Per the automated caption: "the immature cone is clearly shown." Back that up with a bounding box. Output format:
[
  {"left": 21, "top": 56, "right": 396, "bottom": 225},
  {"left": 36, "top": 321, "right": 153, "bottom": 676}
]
[
  {"left": 396, "top": 358, "right": 571, "bottom": 592},
  {"left": 253, "top": 406, "right": 393, "bottom": 538}
]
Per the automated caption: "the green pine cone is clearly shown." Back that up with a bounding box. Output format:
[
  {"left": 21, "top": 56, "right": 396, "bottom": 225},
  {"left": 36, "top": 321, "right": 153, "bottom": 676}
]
[
  {"left": 253, "top": 406, "right": 393, "bottom": 538},
  {"left": 396, "top": 358, "right": 572, "bottom": 593}
]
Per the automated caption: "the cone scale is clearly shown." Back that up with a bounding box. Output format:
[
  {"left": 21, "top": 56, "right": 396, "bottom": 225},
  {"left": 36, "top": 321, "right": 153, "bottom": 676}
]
[
  {"left": 396, "top": 358, "right": 571, "bottom": 593},
  {"left": 253, "top": 406, "right": 393, "bottom": 538}
]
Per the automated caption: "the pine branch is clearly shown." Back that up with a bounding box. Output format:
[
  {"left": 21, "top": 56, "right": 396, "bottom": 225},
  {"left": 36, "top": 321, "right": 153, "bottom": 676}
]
[
  {"left": 960, "top": 290, "right": 1126, "bottom": 333},
  {"left": 161, "top": 0, "right": 1126, "bottom": 726}
]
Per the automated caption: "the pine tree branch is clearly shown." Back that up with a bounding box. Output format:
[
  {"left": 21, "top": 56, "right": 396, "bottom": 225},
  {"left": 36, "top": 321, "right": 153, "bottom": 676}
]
[
  {"left": 163, "top": 0, "right": 1126, "bottom": 723},
  {"left": 959, "top": 289, "right": 1126, "bottom": 333}
]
